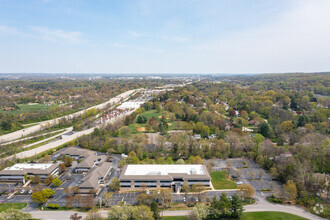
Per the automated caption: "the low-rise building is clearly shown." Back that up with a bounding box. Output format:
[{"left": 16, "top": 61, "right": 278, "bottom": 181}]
[
  {"left": 60, "top": 147, "right": 95, "bottom": 160},
  {"left": 78, "top": 162, "right": 112, "bottom": 194},
  {"left": 0, "top": 163, "right": 60, "bottom": 183},
  {"left": 74, "top": 155, "right": 107, "bottom": 173},
  {"left": 119, "top": 164, "right": 211, "bottom": 192}
]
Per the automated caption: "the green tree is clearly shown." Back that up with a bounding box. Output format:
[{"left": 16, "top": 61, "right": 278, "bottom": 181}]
[
  {"left": 150, "top": 201, "right": 160, "bottom": 220},
  {"left": 133, "top": 205, "right": 153, "bottom": 220},
  {"left": 280, "top": 121, "right": 295, "bottom": 132},
  {"left": 31, "top": 189, "right": 56, "bottom": 205},
  {"left": 109, "top": 177, "right": 120, "bottom": 192},
  {"left": 284, "top": 180, "right": 297, "bottom": 202},
  {"left": 258, "top": 122, "right": 273, "bottom": 139},
  {"left": 230, "top": 194, "right": 243, "bottom": 218},
  {"left": 52, "top": 178, "right": 62, "bottom": 187},
  {"left": 190, "top": 203, "right": 208, "bottom": 220},
  {"left": 158, "top": 116, "right": 168, "bottom": 134},
  {"left": 0, "top": 209, "right": 32, "bottom": 220}
]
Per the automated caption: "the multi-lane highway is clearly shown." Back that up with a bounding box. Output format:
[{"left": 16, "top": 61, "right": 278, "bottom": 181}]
[{"left": 0, "top": 89, "right": 137, "bottom": 144}]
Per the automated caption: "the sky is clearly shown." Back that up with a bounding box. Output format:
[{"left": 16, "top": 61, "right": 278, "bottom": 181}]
[{"left": 0, "top": 0, "right": 330, "bottom": 74}]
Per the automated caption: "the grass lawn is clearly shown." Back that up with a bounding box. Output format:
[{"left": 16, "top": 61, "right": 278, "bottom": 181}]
[
  {"left": 0, "top": 203, "right": 27, "bottom": 212},
  {"left": 210, "top": 171, "right": 237, "bottom": 189},
  {"left": 161, "top": 217, "right": 188, "bottom": 220},
  {"left": 240, "top": 212, "right": 307, "bottom": 220},
  {"left": 129, "top": 110, "right": 178, "bottom": 133},
  {"left": 1, "top": 103, "right": 57, "bottom": 114}
]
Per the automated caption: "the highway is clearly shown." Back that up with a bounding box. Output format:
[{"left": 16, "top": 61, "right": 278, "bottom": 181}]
[{"left": 0, "top": 89, "right": 137, "bottom": 144}]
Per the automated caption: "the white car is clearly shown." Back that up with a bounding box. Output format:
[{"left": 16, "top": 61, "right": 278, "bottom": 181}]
[
  {"left": 236, "top": 181, "right": 243, "bottom": 185},
  {"left": 20, "top": 189, "right": 25, "bottom": 194},
  {"left": 183, "top": 197, "right": 186, "bottom": 202},
  {"left": 28, "top": 190, "right": 32, "bottom": 194},
  {"left": 146, "top": 190, "right": 150, "bottom": 195}
]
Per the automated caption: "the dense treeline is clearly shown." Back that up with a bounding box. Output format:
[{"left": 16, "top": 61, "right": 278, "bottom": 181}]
[{"left": 74, "top": 73, "right": 329, "bottom": 214}]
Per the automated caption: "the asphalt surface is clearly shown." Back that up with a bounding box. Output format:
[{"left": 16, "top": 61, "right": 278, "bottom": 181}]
[{"left": 0, "top": 89, "right": 137, "bottom": 144}]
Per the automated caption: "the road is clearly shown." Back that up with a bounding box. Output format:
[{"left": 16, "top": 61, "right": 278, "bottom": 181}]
[
  {"left": 0, "top": 128, "right": 67, "bottom": 146},
  {"left": 0, "top": 89, "right": 137, "bottom": 144},
  {"left": 2, "top": 109, "right": 136, "bottom": 161}
]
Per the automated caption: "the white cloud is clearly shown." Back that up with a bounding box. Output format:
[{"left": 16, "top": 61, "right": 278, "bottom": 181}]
[
  {"left": 0, "top": 24, "right": 83, "bottom": 44},
  {"left": 29, "top": 26, "right": 82, "bottom": 44},
  {"left": 0, "top": 25, "right": 22, "bottom": 35},
  {"left": 189, "top": 0, "right": 330, "bottom": 73}
]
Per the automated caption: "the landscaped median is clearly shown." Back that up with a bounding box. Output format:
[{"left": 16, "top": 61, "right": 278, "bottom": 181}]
[{"left": 210, "top": 170, "right": 238, "bottom": 190}]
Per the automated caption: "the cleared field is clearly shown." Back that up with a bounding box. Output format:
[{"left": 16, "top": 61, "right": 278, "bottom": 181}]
[{"left": 210, "top": 171, "right": 237, "bottom": 189}]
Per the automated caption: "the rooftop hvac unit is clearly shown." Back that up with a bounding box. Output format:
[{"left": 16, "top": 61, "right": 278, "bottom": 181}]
[{"left": 190, "top": 168, "right": 197, "bottom": 174}]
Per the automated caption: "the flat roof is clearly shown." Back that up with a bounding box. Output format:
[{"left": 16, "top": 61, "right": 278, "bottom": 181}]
[
  {"left": 3, "top": 163, "right": 54, "bottom": 171},
  {"left": 124, "top": 164, "right": 206, "bottom": 176}
]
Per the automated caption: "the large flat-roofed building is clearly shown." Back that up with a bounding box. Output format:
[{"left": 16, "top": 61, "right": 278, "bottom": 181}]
[
  {"left": 0, "top": 163, "right": 60, "bottom": 183},
  {"left": 119, "top": 164, "right": 211, "bottom": 192}
]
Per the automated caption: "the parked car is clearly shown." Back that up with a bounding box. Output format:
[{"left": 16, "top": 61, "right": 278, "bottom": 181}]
[
  {"left": 146, "top": 190, "right": 150, "bottom": 195},
  {"left": 183, "top": 197, "right": 186, "bottom": 202},
  {"left": 236, "top": 181, "right": 243, "bottom": 185},
  {"left": 28, "top": 190, "right": 32, "bottom": 194},
  {"left": 20, "top": 189, "right": 25, "bottom": 194}
]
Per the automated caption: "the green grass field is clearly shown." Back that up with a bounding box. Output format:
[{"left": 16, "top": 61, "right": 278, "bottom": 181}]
[
  {"left": 1, "top": 103, "right": 57, "bottom": 114},
  {"left": 240, "top": 212, "right": 307, "bottom": 220},
  {"left": 0, "top": 203, "right": 27, "bottom": 212},
  {"left": 210, "top": 171, "right": 237, "bottom": 189}
]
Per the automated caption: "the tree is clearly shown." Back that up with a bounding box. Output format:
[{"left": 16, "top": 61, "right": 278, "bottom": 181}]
[
  {"left": 280, "top": 121, "right": 294, "bottom": 132},
  {"left": 70, "top": 213, "right": 82, "bottom": 220},
  {"left": 150, "top": 201, "right": 160, "bottom": 220},
  {"left": 52, "top": 178, "right": 62, "bottom": 187},
  {"left": 176, "top": 159, "right": 185, "bottom": 164},
  {"left": 230, "top": 194, "right": 243, "bottom": 218},
  {"left": 137, "top": 193, "right": 155, "bottom": 206},
  {"left": 59, "top": 163, "right": 67, "bottom": 173},
  {"left": 31, "top": 189, "right": 55, "bottom": 205},
  {"left": 32, "top": 175, "right": 40, "bottom": 184},
  {"left": 45, "top": 175, "right": 54, "bottom": 185},
  {"left": 0, "top": 209, "right": 32, "bottom": 220},
  {"left": 64, "top": 156, "right": 73, "bottom": 167},
  {"left": 190, "top": 203, "right": 208, "bottom": 220},
  {"left": 109, "top": 177, "right": 120, "bottom": 192},
  {"left": 133, "top": 205, "right": 153, "bottom": 220},
  {"left": 85, "top": 208, "right": 102, "bottom": 220},
  {"left": 284, "top": 180, "right": 297, "bottom": 202},
  {"left": 158, "top": 116, "right": 168, "bottom": 134},
  {"left": 43, "top": 154, "right": 51, "bottom": 163},
  {"left": 258, "top": 122, "right": 273, "bottom": 139},
  {"left": 238, "top": 184, "right": 255, "bottom": 199}
]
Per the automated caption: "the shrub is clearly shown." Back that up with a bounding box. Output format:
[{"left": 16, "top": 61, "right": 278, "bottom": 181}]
[{"left": 47, "top": 203, "right": 60, "bottom": 209}]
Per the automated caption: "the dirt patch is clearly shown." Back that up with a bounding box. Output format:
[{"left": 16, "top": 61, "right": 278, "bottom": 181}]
[
  {"left": 158, "top": 116, "right": 162, "bottom": 118},
  {"left": 137, "top": 127, "right": 146, "bottom": 132},
  {"left": 168, "top": 123, "right": 172, "bottom": 126}
]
